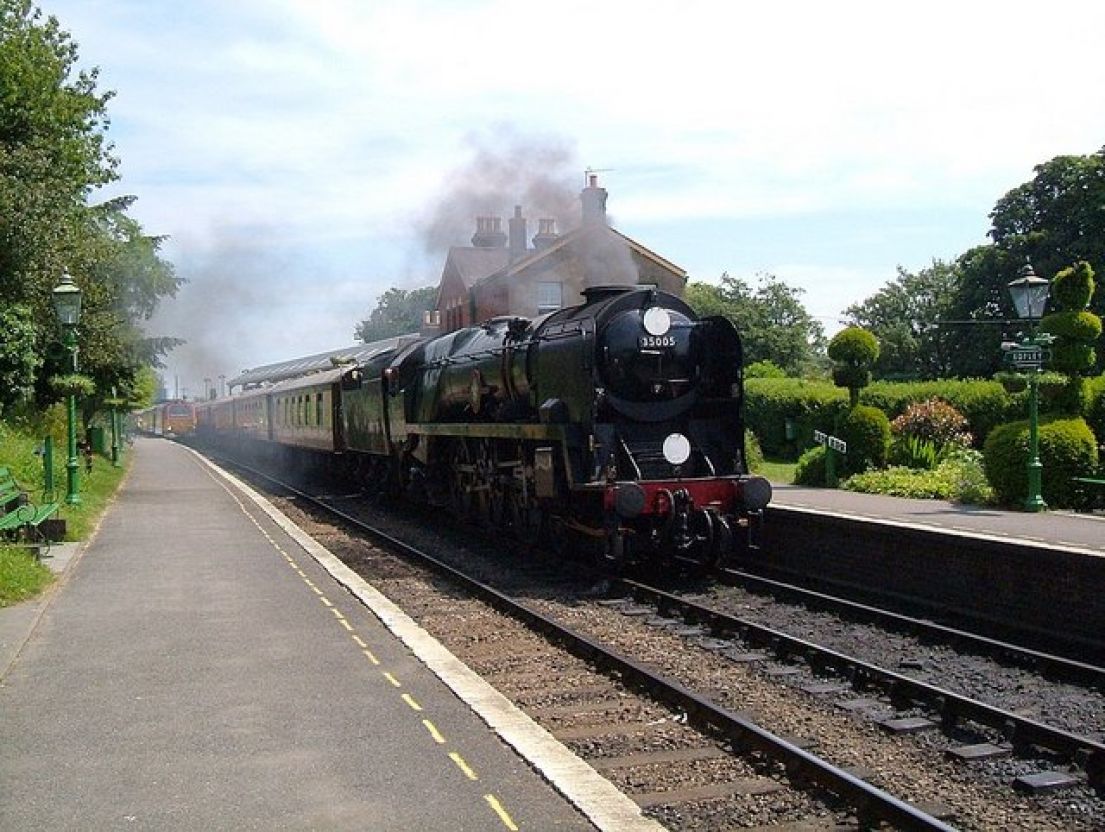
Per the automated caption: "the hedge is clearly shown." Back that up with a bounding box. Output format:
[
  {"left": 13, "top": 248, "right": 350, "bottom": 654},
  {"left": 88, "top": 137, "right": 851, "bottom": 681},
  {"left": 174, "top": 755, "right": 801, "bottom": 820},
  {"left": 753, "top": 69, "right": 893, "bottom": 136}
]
[
  {"left": 746, "top": 378, "right": 1017, "bottom": 458},
  {"left": 982, "top": 416, "right": 1099, "bottom": 508}
]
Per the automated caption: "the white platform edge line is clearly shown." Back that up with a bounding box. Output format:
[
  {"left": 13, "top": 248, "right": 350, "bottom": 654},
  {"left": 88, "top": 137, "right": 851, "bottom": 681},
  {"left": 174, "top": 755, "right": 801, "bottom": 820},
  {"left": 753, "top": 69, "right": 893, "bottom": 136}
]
[
  {"left": 188, "top": 449, "right": 663, "bottom": 832},
  {"left": 771, "top": 501, "right": 1105, "bottom": 558}
]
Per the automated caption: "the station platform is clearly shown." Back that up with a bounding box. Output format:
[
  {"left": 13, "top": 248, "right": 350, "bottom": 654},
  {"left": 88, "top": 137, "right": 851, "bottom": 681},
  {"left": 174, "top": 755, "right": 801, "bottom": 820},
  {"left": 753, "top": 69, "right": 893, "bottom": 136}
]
[
  {"left": 0, "top": 438, "right": 659, "bottom": 831},
  {"left": 770, "top": 483, "right": 1105, "bottom": 556}
]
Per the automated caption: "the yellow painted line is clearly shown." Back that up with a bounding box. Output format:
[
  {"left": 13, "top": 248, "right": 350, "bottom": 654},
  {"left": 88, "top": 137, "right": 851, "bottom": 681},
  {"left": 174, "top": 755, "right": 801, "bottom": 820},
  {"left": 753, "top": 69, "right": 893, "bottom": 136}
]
[
  {"left": 422, "top": 719, "right": 446, "bottom": 744},
  {"left": 449, "top": 751, "right": 479, "bottom": 781},
  {"left": 362, "top": 649, "right": 380, "bottom": 665},
  {"left": 338, "top": 618, "right": 354, "bottom": 632},
  {"left": 330, "top": 607, "right": 345, "bottom": 620},
  {"left": 383, "top": 671, "right": 401, "bottom": 687},
  {"left": 484, "top": 794, "right": 518, "bottom": 831},
  {"left": 319, "top": 597, "right": 333, "bottom": 607},
  {"left": 352, "top": 635, "right": 368, "bottom": 649},
  {"left": 308, "top": 585, "right": 323, "bottom": 595},
  {"left": 401, "top": 693, "right": 423, "bottom": 712},
  {"left": 304, "top": 579, "right": 318, "bottom": 589}
]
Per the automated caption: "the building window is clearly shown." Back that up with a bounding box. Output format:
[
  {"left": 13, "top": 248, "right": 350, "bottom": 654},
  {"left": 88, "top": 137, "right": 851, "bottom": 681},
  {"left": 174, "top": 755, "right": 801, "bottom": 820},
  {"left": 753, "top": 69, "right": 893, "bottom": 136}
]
[{"left": 537, "top": 282, "right": 562, "bottom": 313}]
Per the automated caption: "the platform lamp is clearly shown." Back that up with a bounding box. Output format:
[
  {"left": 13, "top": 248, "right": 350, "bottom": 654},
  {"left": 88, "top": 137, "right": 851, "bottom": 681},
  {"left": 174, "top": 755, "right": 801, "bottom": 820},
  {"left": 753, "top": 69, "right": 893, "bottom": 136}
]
[
  {"left": 1007, "top": 261, "right": 1051, "bottom": 512},
  {"left": 52, "top": 271, "right": 82, "bottom": 505}
]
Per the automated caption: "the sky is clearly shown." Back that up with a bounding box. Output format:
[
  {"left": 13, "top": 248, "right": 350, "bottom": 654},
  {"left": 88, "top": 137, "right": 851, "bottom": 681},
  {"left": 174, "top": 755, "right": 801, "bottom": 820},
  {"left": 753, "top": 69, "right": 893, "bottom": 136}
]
[{"left": 38, "top": 0, "right": 1105, "bottom": 398}]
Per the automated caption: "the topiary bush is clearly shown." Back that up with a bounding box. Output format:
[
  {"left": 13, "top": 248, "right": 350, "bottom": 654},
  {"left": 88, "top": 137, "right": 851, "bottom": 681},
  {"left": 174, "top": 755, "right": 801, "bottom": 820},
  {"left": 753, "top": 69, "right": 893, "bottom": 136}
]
[
  {"left": 839, "top": 404, "right": 890, "bottom": 474},
  {"left": 829, "top": 327, "right": 879, "bottom": 407},
  {"left": 1086, "top": 373, "right": 1105, "bottom": 444},
  {"left": 793, "top": 445, "right": 827, "bottom": 486},
  {"left": 982, "top": 416, "right": 1099, "bottom": 508}
]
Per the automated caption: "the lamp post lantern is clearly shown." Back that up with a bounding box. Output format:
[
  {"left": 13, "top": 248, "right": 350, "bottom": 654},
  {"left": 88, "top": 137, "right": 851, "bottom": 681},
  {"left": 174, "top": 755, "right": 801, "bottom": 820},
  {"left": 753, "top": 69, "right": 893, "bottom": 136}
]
[
  {"left": 1006, "top": 261, "right": 1051, "bottom": 512},
  {"left": 52, "top": 272, "right": 82, "bottom": 505}
]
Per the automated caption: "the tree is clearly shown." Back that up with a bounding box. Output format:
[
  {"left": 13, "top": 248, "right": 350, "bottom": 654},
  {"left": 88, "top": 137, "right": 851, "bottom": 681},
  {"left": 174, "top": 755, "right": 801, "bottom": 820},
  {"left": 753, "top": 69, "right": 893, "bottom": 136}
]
[
  {"left": 0, "top": 1, "right": 179, "bottom": 413},
  {"left": 355, "top": 286, "right": 436, "bottom": 342},
  {"left": 843, "top": 261, "right": 959, "bottom": 379},
  {"left": 943, "top": 148, "right": 1105, "bottom": 377},
  {"left": 684, "top": 273, "right": 824, "bottom": 375}
]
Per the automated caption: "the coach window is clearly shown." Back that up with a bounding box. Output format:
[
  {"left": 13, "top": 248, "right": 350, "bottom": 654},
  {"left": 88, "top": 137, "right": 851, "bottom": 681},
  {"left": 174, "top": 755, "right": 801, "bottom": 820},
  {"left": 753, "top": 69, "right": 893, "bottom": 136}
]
[
  {"left": 316, "top": 392, "right": 323, "bottom": 427},
  {"left": 537, "top": 281, "right": 562, "bottom": 314}
]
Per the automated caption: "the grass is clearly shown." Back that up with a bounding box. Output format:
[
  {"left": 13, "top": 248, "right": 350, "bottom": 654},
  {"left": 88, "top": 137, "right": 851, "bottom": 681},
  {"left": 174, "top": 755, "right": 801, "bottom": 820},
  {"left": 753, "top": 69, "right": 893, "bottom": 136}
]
[
  {"left": 1, "top": 415, "right": 131, "bottom": 606},
  {"left": 0, "top": 545, "right": 54, "bottom": 607},
  {"left": 758, "top": 457, "right": 797, "bottom": 485}
]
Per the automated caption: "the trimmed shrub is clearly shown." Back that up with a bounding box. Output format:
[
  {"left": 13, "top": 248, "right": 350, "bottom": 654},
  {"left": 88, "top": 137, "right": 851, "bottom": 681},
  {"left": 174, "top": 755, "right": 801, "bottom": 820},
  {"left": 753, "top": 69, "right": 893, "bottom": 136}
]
[
  {"left": 861, "top": 379, "right": 1015, "bottom": 444},
  {"left": 745, "top": 432, "right": 764, "bottom": 473},
  {"left": 982, "top": 416, "right": 1099, "bottom": 508},
  {"left": 793, "top": 445, "right": 827, "bottom": 486},
  {"left": 1086, "top": 374, "right": 1105, "bottom": 442},
  {"left": 1050, "top": 260, "right": 1095, "bottom": 310},
  {"left": 829, "top": 327, "right": 879, "bottom": 407},
  {"left": 839, "top": 405, "right": 891, "bottom": 474},
  {"left": 745, "top": 360, "right": 787, "bottom": 379},
  {"left": 828, "top": 327, "right": 880, "bottom": 364},
  {"left": 744, "top": 378, "right": 849, "bottom": 458}
]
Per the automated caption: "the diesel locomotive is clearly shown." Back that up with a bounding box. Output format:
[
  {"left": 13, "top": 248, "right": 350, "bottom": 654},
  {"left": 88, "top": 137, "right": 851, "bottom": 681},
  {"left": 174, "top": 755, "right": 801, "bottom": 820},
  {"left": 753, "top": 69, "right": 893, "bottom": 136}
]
[{"left": 195, "top": 285, "right": 770, "bottom": 568}]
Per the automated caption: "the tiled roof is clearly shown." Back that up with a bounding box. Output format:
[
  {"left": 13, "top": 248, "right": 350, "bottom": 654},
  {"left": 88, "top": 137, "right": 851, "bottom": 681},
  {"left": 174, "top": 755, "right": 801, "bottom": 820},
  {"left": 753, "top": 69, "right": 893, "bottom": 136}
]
[{"left": 445, "top": 247, "right": 511, "bottom": 289}]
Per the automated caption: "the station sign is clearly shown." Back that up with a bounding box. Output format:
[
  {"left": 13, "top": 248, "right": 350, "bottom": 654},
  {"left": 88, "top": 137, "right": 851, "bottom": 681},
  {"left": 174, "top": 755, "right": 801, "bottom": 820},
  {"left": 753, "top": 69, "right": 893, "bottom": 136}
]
[
  {"left": 1005, "top": 347, "right": 1051, "bottom": 368},
  {"left": 813, "top": 429, "right": 847, "bottom": 454}
]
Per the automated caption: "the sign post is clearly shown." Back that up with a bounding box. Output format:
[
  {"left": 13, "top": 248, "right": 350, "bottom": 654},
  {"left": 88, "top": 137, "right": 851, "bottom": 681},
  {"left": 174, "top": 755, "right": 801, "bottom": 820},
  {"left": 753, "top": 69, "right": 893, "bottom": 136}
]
[{"left": 813, "top": 430, "right": 848, "bottom": 487}]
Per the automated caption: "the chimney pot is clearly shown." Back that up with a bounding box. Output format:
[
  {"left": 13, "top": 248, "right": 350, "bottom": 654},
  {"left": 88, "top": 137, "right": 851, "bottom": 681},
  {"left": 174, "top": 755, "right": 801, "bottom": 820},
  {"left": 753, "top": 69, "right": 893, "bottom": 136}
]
[
  {"left": 581, "top": 176, "right": 608, "bottom": 226},
  {"left": 472, "top": 215, "right": 507, "bottom": 248},
  {"left": 508, "top": 205, "right": 527, "bottom": 262},
  {"left": 532, "top": 218, "right": 559, "bottom": 250}
]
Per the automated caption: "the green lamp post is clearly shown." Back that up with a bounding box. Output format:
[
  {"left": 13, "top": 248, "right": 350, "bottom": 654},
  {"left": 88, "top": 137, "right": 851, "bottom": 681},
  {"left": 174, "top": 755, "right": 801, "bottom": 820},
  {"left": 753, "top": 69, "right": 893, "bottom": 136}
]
[
  {"left": 52, "top": 272, "right": 82, "bottom": 505},
  {"left": 1007, "top": 262, "right": 1051, "bottom": 512}
]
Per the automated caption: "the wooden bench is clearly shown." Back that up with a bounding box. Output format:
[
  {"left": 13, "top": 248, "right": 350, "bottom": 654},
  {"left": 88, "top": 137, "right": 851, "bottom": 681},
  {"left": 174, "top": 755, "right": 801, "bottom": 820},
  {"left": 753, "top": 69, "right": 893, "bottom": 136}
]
[{"left": 0, "top": 466, "right": 61, "bottom": 553}]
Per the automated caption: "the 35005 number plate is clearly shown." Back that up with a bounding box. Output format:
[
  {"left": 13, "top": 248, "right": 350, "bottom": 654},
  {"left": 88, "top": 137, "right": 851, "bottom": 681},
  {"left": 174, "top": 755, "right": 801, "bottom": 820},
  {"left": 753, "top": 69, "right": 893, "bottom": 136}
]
[{"left": 639, "top": 335, "right": 676, "bottom": 349}]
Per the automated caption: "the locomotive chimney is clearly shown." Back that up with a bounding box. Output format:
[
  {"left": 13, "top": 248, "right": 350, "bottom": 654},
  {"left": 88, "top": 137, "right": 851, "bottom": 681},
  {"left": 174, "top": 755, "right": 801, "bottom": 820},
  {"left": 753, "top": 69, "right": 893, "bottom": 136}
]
[
  {"left": 580, "top": 174, "right": 608, "bottom": 226},
  {"left": 508, "top": 205, "right": 527, "bottom": 261},
  {"left": 471, "top": 216, "right": 507, "bottom": 248},
  {"left": 532, "top": 218, "right": 558, "bottom": 250}
]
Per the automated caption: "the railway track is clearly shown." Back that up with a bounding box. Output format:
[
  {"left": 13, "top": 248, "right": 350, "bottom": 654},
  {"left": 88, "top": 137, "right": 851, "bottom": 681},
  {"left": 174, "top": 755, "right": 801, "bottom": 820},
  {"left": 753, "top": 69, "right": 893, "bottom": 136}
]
[
  {"left": 714, "top": 566, "right": 1105, "bottom": 689},
  {"left": 613, "top": 579, "right": 1105, "bottom": 789},
  {"left": 206, "top": 450, "right": 1105, "bottom": 829}
]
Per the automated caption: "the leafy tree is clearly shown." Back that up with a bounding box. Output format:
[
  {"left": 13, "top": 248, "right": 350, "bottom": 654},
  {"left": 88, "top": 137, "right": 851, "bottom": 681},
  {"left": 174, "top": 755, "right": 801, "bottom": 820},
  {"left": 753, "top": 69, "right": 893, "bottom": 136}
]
[
  {"left": 843, "top": 261, "right": 959, "bottom": 379},
  {"left": 0, "top": 1, "right": 179, "bottom": 414},
  {"left": 355, "top": 286, "right": 436, "bottom": 342},
  {"left": 944, "top": 148, "right": 1105, "bottom": 376},
  {"left": 0, "top": 305, "right": 39, "bottom": 411},
  {"left": 684, "top": 273, "right": 824, "bottom": 375}
]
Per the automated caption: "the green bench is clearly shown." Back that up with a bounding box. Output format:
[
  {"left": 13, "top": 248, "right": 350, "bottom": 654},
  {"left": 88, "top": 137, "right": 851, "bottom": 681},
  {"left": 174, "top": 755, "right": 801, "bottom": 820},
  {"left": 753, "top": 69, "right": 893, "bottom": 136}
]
[{"left": 0, "top": 466, "right": 61, "bottom": 552}]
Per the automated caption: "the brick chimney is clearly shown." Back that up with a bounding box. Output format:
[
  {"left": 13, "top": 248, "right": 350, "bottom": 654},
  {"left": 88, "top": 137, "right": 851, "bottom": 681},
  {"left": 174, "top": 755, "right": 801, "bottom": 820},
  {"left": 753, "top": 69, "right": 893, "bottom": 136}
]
[
  {"left": 471, "top": 216, "right": 506, "bottom": 248},
  {"left": 532, "top": 218, "right": 558, "bottom": 250},
  {"left": 580, "top": 174, "right": 608, "bottom": 226},
  {"left": 508, "top": 205, "right": 527, "bottom": 261}
]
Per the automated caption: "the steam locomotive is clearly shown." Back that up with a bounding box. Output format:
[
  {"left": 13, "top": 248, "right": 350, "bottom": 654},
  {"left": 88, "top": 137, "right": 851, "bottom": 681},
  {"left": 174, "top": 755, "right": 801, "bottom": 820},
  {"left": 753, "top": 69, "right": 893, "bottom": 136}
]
[{"left": 195, "top": 285, "right": 770, "bottom": 568}]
